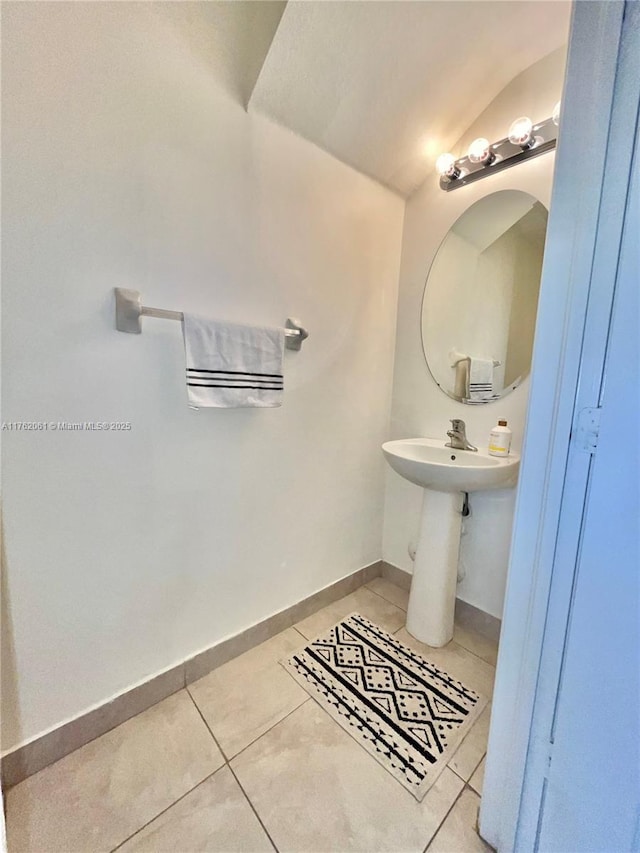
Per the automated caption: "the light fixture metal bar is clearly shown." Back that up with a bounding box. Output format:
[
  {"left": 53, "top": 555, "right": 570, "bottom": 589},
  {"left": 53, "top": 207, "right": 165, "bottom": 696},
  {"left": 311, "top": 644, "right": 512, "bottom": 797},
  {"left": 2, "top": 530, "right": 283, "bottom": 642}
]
[{"left": 440, "top": 116, "right": 558, "bottom": 192}]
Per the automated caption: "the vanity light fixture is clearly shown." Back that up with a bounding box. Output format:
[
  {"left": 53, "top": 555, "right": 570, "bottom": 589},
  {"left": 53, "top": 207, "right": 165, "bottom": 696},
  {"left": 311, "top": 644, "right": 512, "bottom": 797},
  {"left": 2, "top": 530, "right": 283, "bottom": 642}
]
[{"left": 437, "top": 108, "right": 559, "bottom": 192}]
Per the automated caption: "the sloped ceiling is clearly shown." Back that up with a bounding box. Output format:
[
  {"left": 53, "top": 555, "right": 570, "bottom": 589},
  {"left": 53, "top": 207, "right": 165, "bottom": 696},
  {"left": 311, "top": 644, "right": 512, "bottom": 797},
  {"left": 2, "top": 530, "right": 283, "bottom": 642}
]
[
  {"left": 157, "top": 1, "right": 287, "bottom": 105},
  {"left": 248, "top": 1, "right": 571, "bottom": 197}
]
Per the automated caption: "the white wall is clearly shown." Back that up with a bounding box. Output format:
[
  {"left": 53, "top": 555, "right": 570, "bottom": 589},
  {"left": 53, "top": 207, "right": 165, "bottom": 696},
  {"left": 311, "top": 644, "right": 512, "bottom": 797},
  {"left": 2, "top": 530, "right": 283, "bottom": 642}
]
[
  {"left": 382, "top": 49, "right": 565, "bottom": 618},
  {"left": 0, "top": 2, "right": 404, "bottom": 751}
]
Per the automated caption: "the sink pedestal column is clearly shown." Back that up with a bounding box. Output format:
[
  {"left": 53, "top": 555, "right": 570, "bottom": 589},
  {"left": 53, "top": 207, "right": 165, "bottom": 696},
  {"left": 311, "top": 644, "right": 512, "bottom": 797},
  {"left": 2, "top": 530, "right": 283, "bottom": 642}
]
[{"left": 406, "top": 489, "right": 463, "bottom": 647}]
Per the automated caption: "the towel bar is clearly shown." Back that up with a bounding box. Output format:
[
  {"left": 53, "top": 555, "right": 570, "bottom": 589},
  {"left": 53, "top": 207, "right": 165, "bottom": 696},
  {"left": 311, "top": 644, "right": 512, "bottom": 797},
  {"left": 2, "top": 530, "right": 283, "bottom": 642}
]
[
  {"left": 114, "top": 288, "right": 308, "bottom": 351},
  {"left": 449, "top": 349, "right": 500, "bottom": 368}
]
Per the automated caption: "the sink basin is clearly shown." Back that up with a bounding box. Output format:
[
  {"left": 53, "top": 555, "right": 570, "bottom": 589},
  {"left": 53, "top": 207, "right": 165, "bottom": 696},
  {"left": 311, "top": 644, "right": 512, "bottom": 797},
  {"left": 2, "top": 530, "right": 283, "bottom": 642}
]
[{"left": 382, "top": 438, "right": 519, "bottom": 493}]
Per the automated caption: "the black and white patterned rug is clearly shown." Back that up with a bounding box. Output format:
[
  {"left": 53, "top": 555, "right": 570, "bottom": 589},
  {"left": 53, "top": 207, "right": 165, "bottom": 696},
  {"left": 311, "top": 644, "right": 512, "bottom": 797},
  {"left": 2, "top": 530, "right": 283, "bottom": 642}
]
[{"left": 283, "top": 613, "right": 487, "bottom": 800}]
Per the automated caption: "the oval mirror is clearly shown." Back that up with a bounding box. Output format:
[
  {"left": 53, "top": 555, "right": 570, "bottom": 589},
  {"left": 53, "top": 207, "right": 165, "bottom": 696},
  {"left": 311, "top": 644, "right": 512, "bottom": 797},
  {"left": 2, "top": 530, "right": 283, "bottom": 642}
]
[{"left": 421, "top": 190, "right": 548, "bottom": 404}]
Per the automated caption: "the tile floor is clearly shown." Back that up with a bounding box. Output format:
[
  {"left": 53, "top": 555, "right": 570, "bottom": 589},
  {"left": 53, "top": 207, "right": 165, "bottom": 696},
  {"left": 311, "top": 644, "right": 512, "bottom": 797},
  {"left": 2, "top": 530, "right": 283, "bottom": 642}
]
[{"left": 5, "top": 579, "right": 497, "bottom": 853}]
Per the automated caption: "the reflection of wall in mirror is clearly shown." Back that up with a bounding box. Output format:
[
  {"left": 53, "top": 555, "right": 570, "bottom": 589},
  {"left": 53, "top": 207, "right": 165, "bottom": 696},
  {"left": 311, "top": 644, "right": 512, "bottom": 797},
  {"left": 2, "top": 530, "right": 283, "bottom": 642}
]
[
  {"left": 504, "top": 213, "right": 546, "bottom": 386},
  {"left": 473, "top": 231, "right": 515, "bottom": 392},
  {"left": 422, "top": 231, "right": 478, "bottom": 391},
  {"left": 473, "top": 208, "right": 546, "bottom": 393}
]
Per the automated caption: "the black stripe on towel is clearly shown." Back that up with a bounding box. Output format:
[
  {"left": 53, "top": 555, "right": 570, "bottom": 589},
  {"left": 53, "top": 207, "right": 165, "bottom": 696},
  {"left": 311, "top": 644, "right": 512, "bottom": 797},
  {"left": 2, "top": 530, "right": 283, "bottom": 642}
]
[
  {"left": 187, "top": 368, "right": 283, "bottom": 379},
  {"left": 188, "top": 376, "right": 283, "bottom": 386},
  {"left": 187, "top": 376, "right": 283, "bottom": 385},
  {"left": 187, "top": 382, "right": 283, "bottom": 390}
]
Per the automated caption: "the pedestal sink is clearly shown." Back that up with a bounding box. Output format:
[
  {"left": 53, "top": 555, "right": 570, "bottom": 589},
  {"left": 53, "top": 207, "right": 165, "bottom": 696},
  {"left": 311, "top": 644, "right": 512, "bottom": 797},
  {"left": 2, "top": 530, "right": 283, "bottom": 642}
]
[{"left": 382, "top": 438, "right": 519, "bottom": 647}]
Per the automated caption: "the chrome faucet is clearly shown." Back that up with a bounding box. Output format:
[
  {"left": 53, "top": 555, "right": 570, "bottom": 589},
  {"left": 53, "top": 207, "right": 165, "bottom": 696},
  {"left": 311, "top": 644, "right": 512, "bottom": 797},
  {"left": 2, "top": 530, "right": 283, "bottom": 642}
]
[{"left": 445, "top": 419, "right": 478, "bottom": 452}]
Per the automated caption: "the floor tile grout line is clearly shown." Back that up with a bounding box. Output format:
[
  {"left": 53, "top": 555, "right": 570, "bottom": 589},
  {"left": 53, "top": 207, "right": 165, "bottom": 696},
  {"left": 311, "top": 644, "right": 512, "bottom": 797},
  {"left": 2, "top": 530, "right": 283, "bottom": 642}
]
[
  {"left": 449, "top": 747, "right": 486, "bottom": 786},
  {"left": 185, "top": 685, "right": 230, "bottom": 762},
  {"left": 446, "top": 702, "right": 490, "bottom": 783},
  {"left": 468, "top": 763, "right": 484, "bottom": 796},
  {"left": 422, "top": 780, "right": 467, "bottom": 853},
  {"left": 182, "top": 690, "right": 281, "bottom": 852},
  {"left": 450, "top": 764, "right": 469, "bottom": 784},
  {"left": 466, "top": 750, "right": 486, "bottom": 783},
  {"left": 185, "top": 681, "right": 311, "bottom": 788},
  {"left": 423, "top": 782, "right": 489, "bottom": 853},
  {"left": 294, "top": 582, "right": 408, "bottom": 641},
  {"left": 229, "top": 697, "right": 311, "bottom": 764},
  {"left": 227, "top": 763, "right": 280, "bottom": 853},
  {"left": 433, "top": 633, "right": 498, "bottom": 673},
  {"left": 463, "top": 781, "right": 492, "bottom": 848},
  {"left": 464, "top": 782, "right": 493, "bottom": 848},
  {"left": 293, "top": 625, "right": 311, "bottom": 641},
  {"left": 109, "top": 766, "right": 222, "bottom": 852},
  {"left": 113, "top": 690, "right": 242, "bottom": 851},
  {"left": 5, "top": 683, "right": 188, "bottom": 793},
  {"left": 451, "top": 635, "right": 498, "bottom": 668},
  {"left": 363, "top": 582, "right": 408, "bottom": 612}
]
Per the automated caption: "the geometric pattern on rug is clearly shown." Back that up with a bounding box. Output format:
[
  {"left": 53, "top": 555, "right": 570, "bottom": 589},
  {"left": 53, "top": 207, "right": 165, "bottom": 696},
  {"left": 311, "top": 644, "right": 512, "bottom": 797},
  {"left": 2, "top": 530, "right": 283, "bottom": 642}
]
[{"left": 283, "top": 613, "right": 487, "bottom": 801}]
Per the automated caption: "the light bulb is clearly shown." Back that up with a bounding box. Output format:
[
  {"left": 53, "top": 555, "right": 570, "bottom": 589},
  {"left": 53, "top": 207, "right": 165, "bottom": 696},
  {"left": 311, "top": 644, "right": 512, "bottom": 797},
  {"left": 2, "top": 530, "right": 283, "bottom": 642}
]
[
  {"left": 508, "top": 116, "right": 534, "bottom": 148},
  {"left": 552, "top": 100, "right": 561, "bottom": 126},
  {"left": 467, "top": 138, "right": 494, "bottom": 166},
  {"left": 436, "top": 153, "right": 460, "bottom": 179}
]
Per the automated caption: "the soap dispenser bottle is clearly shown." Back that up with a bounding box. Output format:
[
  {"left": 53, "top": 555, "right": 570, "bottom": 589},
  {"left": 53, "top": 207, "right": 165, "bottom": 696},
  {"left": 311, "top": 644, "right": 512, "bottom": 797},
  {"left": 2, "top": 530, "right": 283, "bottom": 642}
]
[{"left": 489, "top": 419, "right": 512, "bottom": 457}]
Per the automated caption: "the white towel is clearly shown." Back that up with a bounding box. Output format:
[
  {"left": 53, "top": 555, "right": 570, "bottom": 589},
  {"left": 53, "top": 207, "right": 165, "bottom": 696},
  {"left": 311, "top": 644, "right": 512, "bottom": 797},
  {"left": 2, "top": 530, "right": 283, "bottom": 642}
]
[
  {"left": 182, "top": 314, "right": 285, "bottom": 408},
  {"left": 468, "top": 357, "right": 494, "bottom": 402}
]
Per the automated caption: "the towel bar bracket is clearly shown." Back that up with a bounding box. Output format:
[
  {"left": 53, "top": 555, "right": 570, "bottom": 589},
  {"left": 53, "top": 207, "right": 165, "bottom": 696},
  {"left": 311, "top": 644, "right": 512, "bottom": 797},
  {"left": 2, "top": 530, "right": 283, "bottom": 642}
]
[
  {"left": 114, "top": 288, "right": 308, "bottom": 350},
  {"left": 285, "top": 318, "right": 309, "bottom": 351},
  {"left": 115, "top": 288, "right": 145, "bottom": 334}
]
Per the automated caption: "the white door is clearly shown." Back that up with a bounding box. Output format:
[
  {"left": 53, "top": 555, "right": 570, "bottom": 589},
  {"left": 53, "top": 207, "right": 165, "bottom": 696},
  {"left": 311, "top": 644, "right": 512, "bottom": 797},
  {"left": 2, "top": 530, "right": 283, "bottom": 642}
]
[
  {"left": 481, "top": 2, "right": 640, "bottom": 849},
  {"left": 533, "top": 116, "right": 639, "bottom": 852},
  {"left": 518, "top": 4, "right": 640, "bottom": 846}
]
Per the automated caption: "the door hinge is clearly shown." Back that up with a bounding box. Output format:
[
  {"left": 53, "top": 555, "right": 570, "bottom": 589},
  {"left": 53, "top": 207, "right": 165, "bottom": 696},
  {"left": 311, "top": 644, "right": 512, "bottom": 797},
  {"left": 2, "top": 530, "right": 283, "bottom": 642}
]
[{"left": 574, "top": 406, "right": 602, "bottom": 453}]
